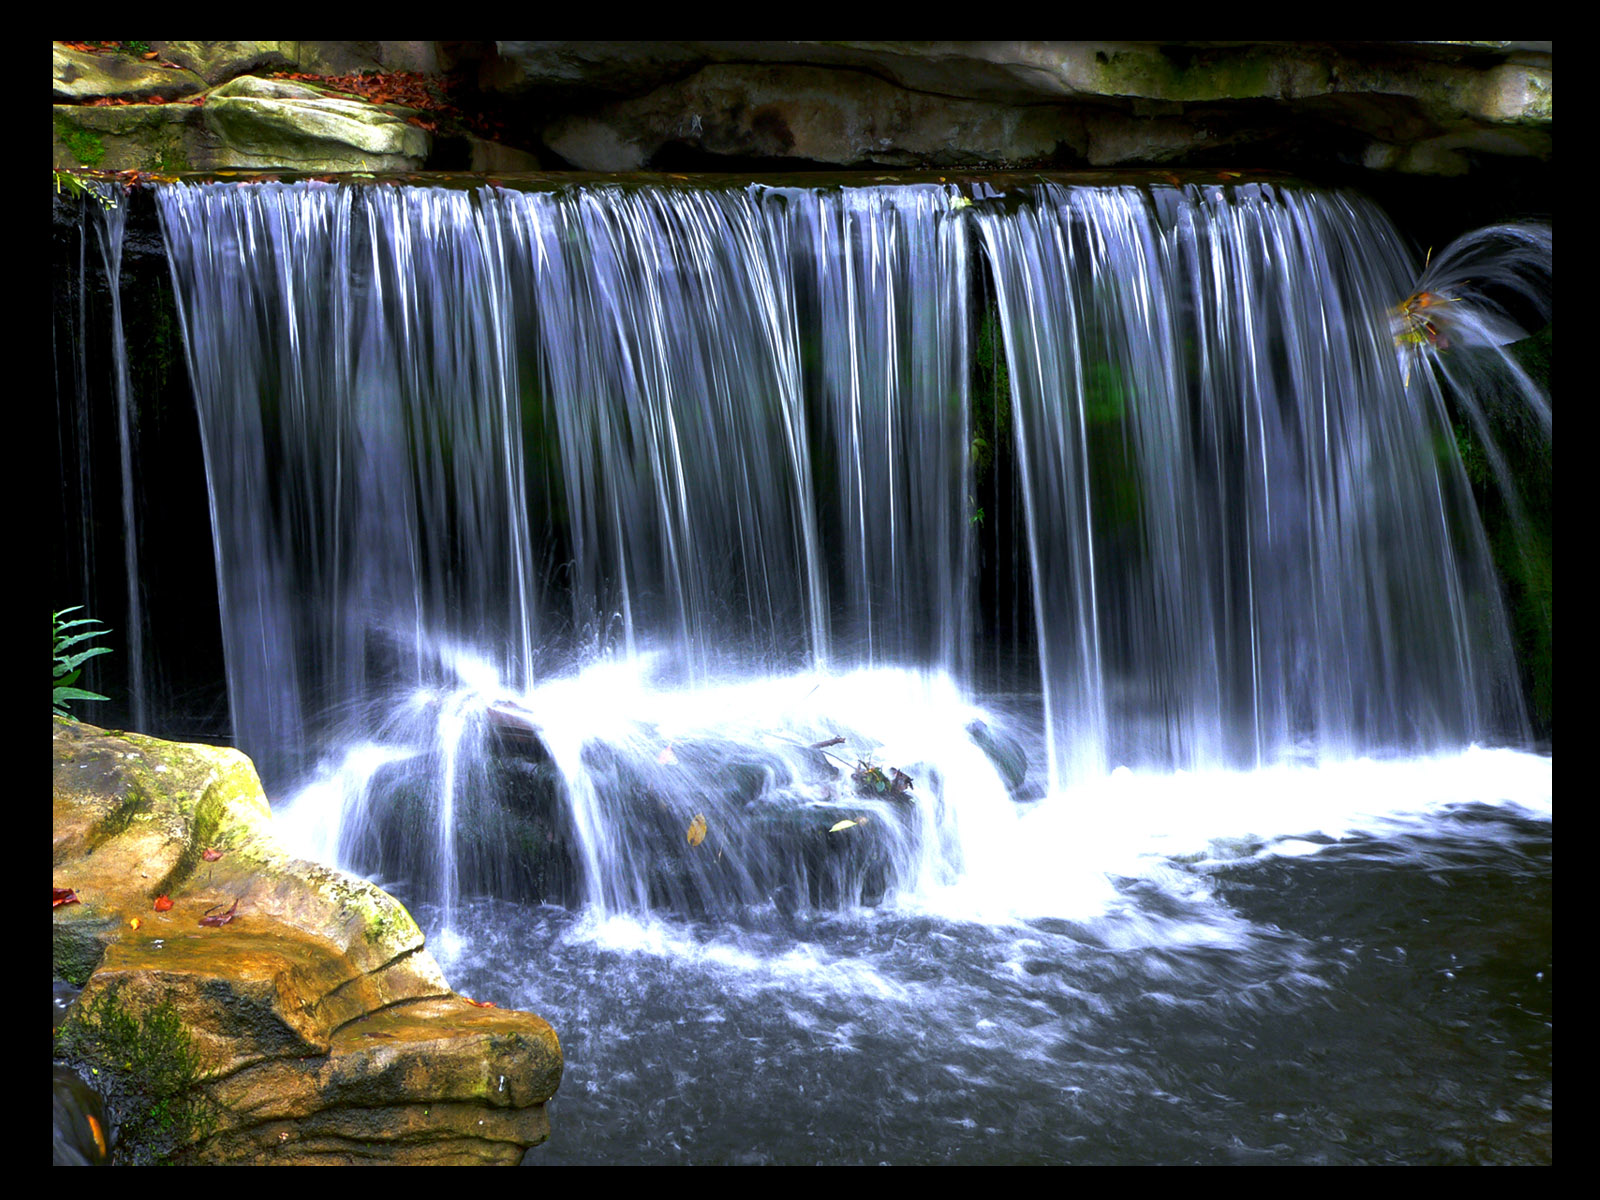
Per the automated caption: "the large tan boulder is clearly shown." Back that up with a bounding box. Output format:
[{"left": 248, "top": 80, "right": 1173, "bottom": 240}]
[
  {"left": 52, "top": 717, "right": 561, "bottom": 1165},
  {"left": 52, "top": 43, "right": 206, "bottom": 103},
  {"left": 202, "top": 75, "right": 431, "bottom": 172},
  {"left": 51, "top": 46, "right": 435, "bottom": 174}
]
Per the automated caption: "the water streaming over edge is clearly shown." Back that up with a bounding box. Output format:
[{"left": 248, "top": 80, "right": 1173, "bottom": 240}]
[{"left": 134, "top": 176, "right": 1556, "bottom": 1161}]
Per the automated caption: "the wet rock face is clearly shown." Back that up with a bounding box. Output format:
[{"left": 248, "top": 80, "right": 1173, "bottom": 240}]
[
  {"left": 51, "top": 717, "right": 562, "bottom": 1165},
  {"left": 51, "top": 41, "right": 1550, "bottom": 182},
  {"left": 490, "top": 40, "right": 1552, "bottom": 177}
]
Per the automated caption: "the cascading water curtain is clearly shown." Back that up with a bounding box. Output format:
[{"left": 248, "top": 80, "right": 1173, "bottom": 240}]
[
  {"left": 57, "top": 184, "right": 151, "bottom": 731},
  {"left": 977, "top": 182, "right": 1527, "bottom": 784},
  {"left": 159, "top": 182, "right": 540, "bottom": 786},
  {"left": 157, "top": 178, "right": 1534, "bottom": 799}
]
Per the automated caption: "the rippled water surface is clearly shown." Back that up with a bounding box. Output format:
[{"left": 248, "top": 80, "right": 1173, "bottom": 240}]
[{"left": 415, "top": 751, "right": 1551, "bottom": 1166}]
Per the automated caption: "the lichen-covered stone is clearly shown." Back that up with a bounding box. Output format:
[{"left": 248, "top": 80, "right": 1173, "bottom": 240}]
[
  {"left": 52, "top": 717, "right": 561, "bottom": 1165},
  {"left": 150, "top": 41, "right": 298, "bottom": 86},
  {"left": 203, "top": 75, "right": 431, "bottom": 171},
  {"left": 52, "top": 104, "right": 204, "bottom": 173},
  {"left": 53, "top": 44, "right": 206, "bottom": 103}
]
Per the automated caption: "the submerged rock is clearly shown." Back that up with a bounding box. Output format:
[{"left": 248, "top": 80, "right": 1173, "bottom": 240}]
[
  {"left": 51, "top": 716, "right": 561, "bottom": 1165},
  {"left": 965, "top": 719, "right": 1029, "bottom": 797}
]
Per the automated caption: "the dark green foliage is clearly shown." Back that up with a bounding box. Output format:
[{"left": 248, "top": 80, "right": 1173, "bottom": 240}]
[
  {"left": 53, "top": 607, "right": 113, "bottom": 717},
  {"left": 1452, "top": 324, "right": 1552, "bottom": 739},
  {"left": 970, "top": 304, "right": 1010, "bottom": 492},
  {"left": 56, "top": 983, "right": 219, "bottom": 1165},
  {"left": 54, "top": 120, "right": 107, "bottom": 168}
]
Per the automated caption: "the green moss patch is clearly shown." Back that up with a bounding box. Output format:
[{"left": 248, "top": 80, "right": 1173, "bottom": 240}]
[
  {"left": 55, "top": 115, "right": 107, "bottom": 166},
  {"left": 56, "top": 982, "right": 220, "bottom": 1164}
]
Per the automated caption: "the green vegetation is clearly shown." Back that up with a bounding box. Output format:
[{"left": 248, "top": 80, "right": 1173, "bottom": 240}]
[
  {"left": 53, "top": 168, "right": 117, "bottom": 208},
  {"left": 53, "top": 169, "right": 91, "bottom": 199},
  {"left": 55, "top": 118, "right": 107, "bottom": 168},
  {"left": 1089, "top": 44, "right": 1275, "bottom": 104},
  {"left": 56, "top": 983, "right": 219, "bottom": 1164},
  {"left": 970, "top": 304, "right": 1011, "bottom": 491},
  {"left": 1498, "top": 325, "right": 1553, "bottom": 737},
  {"left": 148, "top": 136, "right": 190, "bottom": 176},
  {"left": 1448, "top": 325, "right": 1553, "bottom": 738},
  {"left": 1453, "top": 423, "right": 1493, "bottom": 487},
  {"left": 53, "top": 607, "right": 112, "bottom": 718}
]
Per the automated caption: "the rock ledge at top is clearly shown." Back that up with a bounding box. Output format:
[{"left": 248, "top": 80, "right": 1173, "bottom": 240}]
[{"left": 51, "top": 40, "right": 1551, "bottom": 180}]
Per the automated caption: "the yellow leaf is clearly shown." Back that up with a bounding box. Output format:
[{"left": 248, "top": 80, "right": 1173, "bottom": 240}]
[
  {"left": 828, "top": 817, "right": 867, "bottom": 833},
  {"left": 687, "top": 814, "right": 708, "bottom": 846}
]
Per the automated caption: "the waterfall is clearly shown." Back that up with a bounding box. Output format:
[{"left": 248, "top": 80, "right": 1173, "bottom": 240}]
[
  {"left": 975, "top": 183, "right": 1531, "bottom": 784},
  {"left": 57, "top": 183, "right": 151, "bottom": 730},
  {"left": 149, "top": 177, "right": 1546, "bottom": 921}
]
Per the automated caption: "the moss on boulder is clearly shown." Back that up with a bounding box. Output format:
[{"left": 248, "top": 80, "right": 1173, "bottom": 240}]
[{"left": 52, "top": 717, "right": 562, "bottom": 1165}]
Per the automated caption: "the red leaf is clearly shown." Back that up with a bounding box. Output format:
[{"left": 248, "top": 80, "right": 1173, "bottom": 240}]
[
  {"left": 465, "top": 997, "right": 498, "bottom": 1008},
  {"left": 153, "top": 894, "right": 174, "bottom": 912},
  {"left": 53, "top": 887, "right": 81, "bottom": 909},
  {"left": 199, "top": 898, "right": 240, "bottom": 927},
  {"left": 202, "top": 847, "right": 224, "bottom": 861}
]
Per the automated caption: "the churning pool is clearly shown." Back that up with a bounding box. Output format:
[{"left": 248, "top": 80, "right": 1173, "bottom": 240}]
[{"left": 415, "top": 748, "right": 1551, "bottom": 1165}]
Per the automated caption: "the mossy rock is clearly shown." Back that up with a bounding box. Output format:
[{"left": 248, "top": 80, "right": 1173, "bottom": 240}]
[{"left": 52, "top": 718, "right": 563, "bottom": 1164}]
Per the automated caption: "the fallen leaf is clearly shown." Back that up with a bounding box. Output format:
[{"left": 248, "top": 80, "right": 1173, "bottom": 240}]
[
  {"left": 199, "top": 898, "right": 240, "bottom": 927},
  {"left": 828, "top": 818, "right": 866, "bottom": 833},
  {"left": 129, "top": 916, "right": 142, "bottom": 930},
  {"left": 657, "top": 744, "right": 679, "bottom": 765},
  {"left": 687, "top": 813, "right": 708, "bottom": 846},
  {"left": 153, "top": 894, "right": 174, "bottom": 911},
  {"left": 202, "top": 847, "right": 224, "bottom": 861},
  {"left": 465, "top": 997, "right": 498, "bottom": 1008},
  {"left": 53, "top": 887, "right": 80, "bottom": 908}
]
